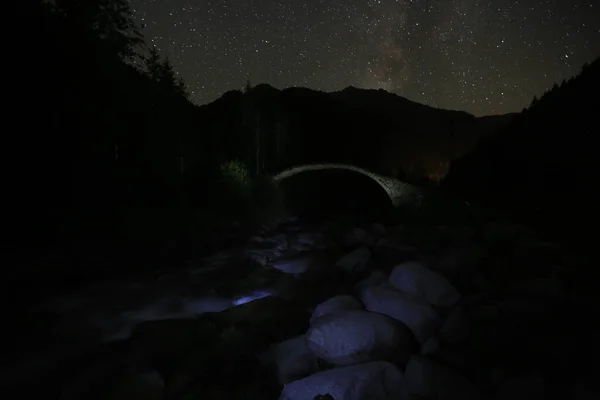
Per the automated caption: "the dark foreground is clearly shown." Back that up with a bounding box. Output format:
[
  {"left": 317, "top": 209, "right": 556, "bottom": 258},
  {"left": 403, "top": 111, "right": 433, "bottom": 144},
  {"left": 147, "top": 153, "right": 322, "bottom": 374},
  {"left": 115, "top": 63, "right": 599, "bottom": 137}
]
[{"left": 4, "top": 211, "right": 597, "bottom": 400}]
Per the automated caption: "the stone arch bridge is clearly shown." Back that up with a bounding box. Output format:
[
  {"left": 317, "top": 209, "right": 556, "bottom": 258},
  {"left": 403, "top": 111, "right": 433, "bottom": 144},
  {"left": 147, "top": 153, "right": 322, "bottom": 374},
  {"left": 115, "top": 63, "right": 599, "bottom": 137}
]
[{"left": 272, "top": 163, "right": 421, "bottom": 207}]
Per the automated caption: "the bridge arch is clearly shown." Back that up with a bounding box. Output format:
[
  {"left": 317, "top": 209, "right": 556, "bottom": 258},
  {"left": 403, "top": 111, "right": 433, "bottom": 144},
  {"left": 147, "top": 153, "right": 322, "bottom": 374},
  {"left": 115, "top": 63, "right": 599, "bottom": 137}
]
[{"left": 272, "top": 163, "right": 420, "bottom": 207}]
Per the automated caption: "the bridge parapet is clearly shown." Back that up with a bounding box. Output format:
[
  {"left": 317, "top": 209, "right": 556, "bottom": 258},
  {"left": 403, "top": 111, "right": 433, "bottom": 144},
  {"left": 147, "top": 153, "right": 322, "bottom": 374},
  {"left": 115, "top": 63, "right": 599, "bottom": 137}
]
[{"left": 272, "top": 163, "right": 420, "bottom": 207}]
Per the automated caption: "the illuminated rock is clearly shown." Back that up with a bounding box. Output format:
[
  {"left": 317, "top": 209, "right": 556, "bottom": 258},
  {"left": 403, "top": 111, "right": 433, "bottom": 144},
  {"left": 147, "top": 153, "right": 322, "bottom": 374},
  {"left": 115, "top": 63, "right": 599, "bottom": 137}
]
[
  {"left": 279, "top": 361, "right": 405, "bottom": 400},
  {"left": 389, "top": 261, "right": 461, "bottom": 308},
  {"left": 335, "top": 246, "right": 371, "bottom": 273},
  {"left": 269, "top": 335, "right": 319, "bottom": 384},
  {"left": 361, "top": 286, "right": 441, "bottom": 344},
  {"left": 306, "top": 310, "right": 412, "bottom": 366},
  {"left": 309, "top": 295, "right": 363, "bottom": 325}
]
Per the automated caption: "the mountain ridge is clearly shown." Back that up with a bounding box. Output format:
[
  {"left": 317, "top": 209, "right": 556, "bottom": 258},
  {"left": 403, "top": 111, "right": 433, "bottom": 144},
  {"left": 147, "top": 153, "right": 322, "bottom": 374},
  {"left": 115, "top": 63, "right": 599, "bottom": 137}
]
[{"left": 195, "top": 83, "right": 514, "bottom": 181}]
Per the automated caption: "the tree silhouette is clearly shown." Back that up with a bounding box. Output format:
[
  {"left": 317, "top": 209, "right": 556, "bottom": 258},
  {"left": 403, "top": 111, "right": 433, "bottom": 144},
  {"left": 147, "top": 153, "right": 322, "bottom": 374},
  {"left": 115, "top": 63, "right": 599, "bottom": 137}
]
[
  {"left": 145, "top": 45, "right": 188, "bottom": 98},
  {"left": 145, "top": 45, "right": 163, "bottom": 78},
  {"left": 53, "top": 0, "right": 143, "bottom": 59},
  {"left": 530, "top": 95, "right": 539, "bottom": 107},
  {"left": 244, "top": 78, "right": 253, "bottom": 93}
]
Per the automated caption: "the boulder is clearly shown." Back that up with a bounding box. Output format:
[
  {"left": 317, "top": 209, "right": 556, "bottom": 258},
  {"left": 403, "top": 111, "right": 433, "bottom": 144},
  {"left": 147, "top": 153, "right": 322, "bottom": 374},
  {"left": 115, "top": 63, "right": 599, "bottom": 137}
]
[
  {"left": 306, "top": 310, "right": 412, "bottom": 366},
  {"left": 309, "top": 295, "right": 363, "bottom": 325},
  {"left": 570, "top": 381, "right": 597, "bottom": 400},
  {"left": 344, "top": 227, "right": 373, "bottom": 247},
  {"left": 270, "top": 335, "right": 319, "bottom": 384},
  {"left": 405, "top": 355, "right": 484, "bottom": 400},
  {"left": 336, "top": 246, "right": 371, "bottom": 273},
  {"left": 111, "top": 370, "right": 164, "bottom": 400},
  {"left": 361, "top": 286, "right": 441, "bottom": 344},
  {"left": 389, "top": 261, "right": 461, "bottom": 308},
  {"left": 371, "top": 222, "right": 387, "bottom": 238},
  {"left": 438, "top": 306, "right": 470, "bottom": 344},
  {"left": 355, "top": 270, "right": 391, "bottom": 296},
  {"left": 431, "top": 243, "right": 486, "bottom": 280},
  {"left": 420, "top": 336, "right": 441, "bottom": 355},
  {"left": 507, "top": 276, "right": 564, "bottom": 298},
  {"left": 182, "top": 296, "right": 232, "bottom": 315},
  {"left": 375, "top": 237, "right": 418, "bottom": 254},
  {"left": 373, "top": 237, "right": 418, "bottom": 270},
  {"left": 279, "top": 361, "right": 404, "bottom": 400},
  {"left": 271, "top": 255, "right": 315, "bottom": 274},
  {"left": 495, "top": 374, "right": 545, "bottom": 400}
]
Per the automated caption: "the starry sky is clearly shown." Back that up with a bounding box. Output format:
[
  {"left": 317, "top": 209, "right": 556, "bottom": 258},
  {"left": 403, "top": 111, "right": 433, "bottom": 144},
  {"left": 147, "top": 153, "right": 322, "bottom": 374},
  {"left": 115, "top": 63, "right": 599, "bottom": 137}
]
[{"left": 132, "top": 0, "right": 600, "bottom": 116}]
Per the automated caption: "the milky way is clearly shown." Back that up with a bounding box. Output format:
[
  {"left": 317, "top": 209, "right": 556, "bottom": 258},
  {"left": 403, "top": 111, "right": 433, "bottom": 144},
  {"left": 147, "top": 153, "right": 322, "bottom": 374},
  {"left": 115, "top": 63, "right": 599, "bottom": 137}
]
[{"left": 132, "top": 0, "right": 600, "bottom": 116}]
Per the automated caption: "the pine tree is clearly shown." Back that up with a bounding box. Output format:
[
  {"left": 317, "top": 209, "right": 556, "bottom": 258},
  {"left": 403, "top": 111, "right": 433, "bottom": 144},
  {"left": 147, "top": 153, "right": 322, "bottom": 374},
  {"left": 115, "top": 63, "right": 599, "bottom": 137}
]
[
  {"left": 244, "top": 78, "right": 252, "bottom": 93},
  {"left": 146, "top": 45, "right": 162, "bottom": 79},
  {"left": 530, "top": 95, "right": 539, "bottom": 107},
  {"left": 144, "top": 46, "right": 188, "bottom": 98},
  {"left": 53, "top": 0, "right": 143, "bottom": 58}
]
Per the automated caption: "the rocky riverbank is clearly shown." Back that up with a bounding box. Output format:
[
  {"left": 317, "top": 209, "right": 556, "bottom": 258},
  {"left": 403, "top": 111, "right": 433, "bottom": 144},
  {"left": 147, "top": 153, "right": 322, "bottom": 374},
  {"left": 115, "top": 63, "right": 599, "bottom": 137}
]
[{"left": 5, "top": 215, "right": 597, "bottom": 399}]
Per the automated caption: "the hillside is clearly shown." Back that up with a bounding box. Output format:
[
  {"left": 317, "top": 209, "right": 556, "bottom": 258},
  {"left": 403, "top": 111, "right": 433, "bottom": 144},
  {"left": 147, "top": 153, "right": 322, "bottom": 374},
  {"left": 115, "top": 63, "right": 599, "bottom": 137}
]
[
  {"left": 190, "top": 84, "right": 514, "bottom": 182},
  {"left": 442, "top": 57, "right": 600, "bottom": 235}
]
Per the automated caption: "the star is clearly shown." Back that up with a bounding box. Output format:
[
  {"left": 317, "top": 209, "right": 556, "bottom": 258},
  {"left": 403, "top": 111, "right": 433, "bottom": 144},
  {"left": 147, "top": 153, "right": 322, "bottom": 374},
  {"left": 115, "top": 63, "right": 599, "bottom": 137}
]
[{"left": 131, "top": 0, "right": 600, "bottom": 116}]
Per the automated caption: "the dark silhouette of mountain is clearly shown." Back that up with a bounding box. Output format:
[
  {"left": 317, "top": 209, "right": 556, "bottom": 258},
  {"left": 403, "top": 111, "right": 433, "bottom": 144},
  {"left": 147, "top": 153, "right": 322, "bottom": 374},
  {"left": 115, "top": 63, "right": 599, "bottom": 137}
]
[
  {"left": 443, "top": 57, "right": 600, "bottom": 239},
  {"left": 194, "top": 83, "right": 515, "bottom": 183}
]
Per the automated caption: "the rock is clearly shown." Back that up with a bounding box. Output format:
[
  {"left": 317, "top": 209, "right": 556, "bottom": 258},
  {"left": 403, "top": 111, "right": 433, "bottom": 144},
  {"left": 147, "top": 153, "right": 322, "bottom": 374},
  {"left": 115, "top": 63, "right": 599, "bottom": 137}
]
[
  {"left": 500, "top": 297, "right": 547, "bottom": 314},
  {"left": 213, "top": 296, "right": 310, "bottom": 343},
  {"left": 507, "top": 276, "right": 564, "bottom": 298},
  {"left": 438, "top": 306, "right": 470, "bottom": 344},
  {"left": 60, "top": 351, "right": 131, "bottom": 400},
  {"left": 344, "top": 227, "right": 372, "bottom": 247},
  {"left": 314, "top": 395, "right": 335, "bottom": 400},
  {"left": 182, "top": 296, "right": 233, "bottom": 315},
  {"left": 269, "top": 273, "right": 302, "bottom": 300},
  {"left": 490, "top": 368, "right": 506, "bottom": 386},
  {"left": 495, "top": 374, "right": 545, "bottom": 400},
  {"left": 361, "top": 285, "right": 441, "bottom": 344},
  {"left": 249, "top": 253, "right": 271, "bottom": 266},
  {"left": 405, "top": 355, "right": 484, "bottom": 400},
  {"left": 335, "top": 246, "right": 371, "bottom": 273},
  {"left": 130, "top": 318, "right": 221, "bottom": 372},
  {"left": 482, "top": 222, "right": 538, "bottom": 244},
  {"left": 294, "top": 232, "right": 329, "bottom": 250},
  {"left": 436, "top": 346, "right": 468, "bottom": 368},
  {"left": 270, "top": 335, "right": 319, "bottom": 384},
  {"left": 247, "top": 233, "right": 288, "bottom": 250},
  {"left": 231, "top": 290, "right": 273, "bottom": 306},
  {"left": 289, "top": 241, "right": 314, "bottom": 253},
  {"left": 111, "top": 370, "right": 164, "bottom": 400},
  {"left": 469, "top": 302, "right": 501, "bottom": 320},
  {"left": 373, "top": 238, "right": 418, "bottom": 270},
  {"left": 132, "top": 296, "right": 311, "bottom": 369},
  {"left": 306, "top": 310, "right": 413, "bottom": 366},
  {"left": 309, "top": 295, "right": 363, "bottom": 325},
  {"left": 279, "top": 361, "right": 404, "bottom": 400},
  {"left": 420, "top": 336, "right": 440, "bottom": 355},
  {"left": 355, "top": 270, "right": 391, "bottom": 295},
  {"left": 571, "top": 381, "right": 598, "bottom": 400},
  {"left": 431, "top": 244, "right": 486, "bottom": 280},
  {"left": 248, "top": 235, "right": 266, "bottom": 243},
  {"left": 371, "top": 222, "right": 387, "bottom": 238},
  {"left": 389, "top": 261, "right": 461, "bottom": 308},
  {"left": 375, "top": 237, "right": 418, "bottom": 254},
  {"left": 271, "top": 254, "right": 315, "bottom": 274},
  {"left": 420, "top": 339, "right": 467, "bottom": 367}
]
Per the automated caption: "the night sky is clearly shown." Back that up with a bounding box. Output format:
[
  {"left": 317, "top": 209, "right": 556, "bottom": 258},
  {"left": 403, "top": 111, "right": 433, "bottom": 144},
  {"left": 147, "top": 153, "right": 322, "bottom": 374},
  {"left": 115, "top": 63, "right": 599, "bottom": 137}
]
[{"left": 132, "top": 0, "right": 600, "bottom": 116}]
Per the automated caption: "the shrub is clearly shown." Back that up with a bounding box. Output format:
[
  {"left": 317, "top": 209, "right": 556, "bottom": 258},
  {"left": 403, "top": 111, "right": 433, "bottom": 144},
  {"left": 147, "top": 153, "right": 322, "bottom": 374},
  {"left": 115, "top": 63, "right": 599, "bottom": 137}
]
[
  {"left": 219, "top": 160, "right": 284, "bottom": 225},
  {"left": 221, "top": 160, "right": 251, "bottom": 193}
]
